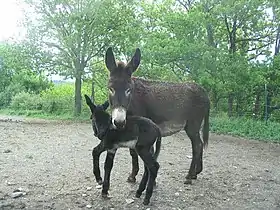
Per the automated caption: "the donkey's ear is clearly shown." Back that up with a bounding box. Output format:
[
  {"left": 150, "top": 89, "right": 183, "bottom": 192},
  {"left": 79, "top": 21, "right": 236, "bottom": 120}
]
[
  {"left": 127, "top": 48, "right": 141, "bottom": 74},
  {"left": 84, "top": 94, "right": 96, "bottom": 113},
  {"left": 102, "top": 101, "right": 109, "bottom": 110},
  {"left": 105, "top": 47, "right": 117, "bottom": 72}
]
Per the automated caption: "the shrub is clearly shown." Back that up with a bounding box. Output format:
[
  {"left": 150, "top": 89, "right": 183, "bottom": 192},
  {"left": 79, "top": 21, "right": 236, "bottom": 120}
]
[
  {"left": 10, "top": 92, "right": 42, "bottom": 110},
  {"left": 210, "top": 115, "right": 280, "bottom": 142},
  {"left": 40, "top": 83, "right": 74, "bottom": 114},
  {"left": 0, "top": 83, "right": 25, "bottom": 107}
]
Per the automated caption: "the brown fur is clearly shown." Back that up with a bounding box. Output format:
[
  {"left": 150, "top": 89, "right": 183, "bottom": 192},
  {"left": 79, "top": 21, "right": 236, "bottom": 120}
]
[{"left": 105, "top": 47, "right": 210, "bottom": 184}]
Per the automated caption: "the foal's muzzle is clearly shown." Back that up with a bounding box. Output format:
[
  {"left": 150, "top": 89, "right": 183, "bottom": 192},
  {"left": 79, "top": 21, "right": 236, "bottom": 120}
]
[{"left": 113, "top": 119, "right": 126, "bottom": 129}]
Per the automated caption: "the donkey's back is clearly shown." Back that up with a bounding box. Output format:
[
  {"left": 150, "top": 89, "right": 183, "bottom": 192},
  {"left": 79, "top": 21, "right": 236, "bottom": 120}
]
[{"left": 131, "top": 77, "right": 210, "bottom": 137}]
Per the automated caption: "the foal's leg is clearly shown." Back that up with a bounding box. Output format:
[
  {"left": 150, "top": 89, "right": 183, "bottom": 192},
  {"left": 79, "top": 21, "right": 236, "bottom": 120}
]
[
  {"left": 136, "top": 146, "right": 159, "bottom": 205},
  {"left": 184, "top": 121, "right": 203, "bottom": 184},
  {"left": 102, "top": 149, "right": 117, "bottom": 198},
  {"left": 92, "top": 141, "right": 105, "bottom": 185},
  {"left": 135, "top": 165, "right": 149, "bottom": 198},
  {"left": 127, "top": 149, "right": 139, "bottom": 183}
]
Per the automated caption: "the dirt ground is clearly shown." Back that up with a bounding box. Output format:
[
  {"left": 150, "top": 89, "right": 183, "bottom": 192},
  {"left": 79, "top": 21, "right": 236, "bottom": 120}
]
[{"left": 0, "top": 115, "right": 280, "bottom": 210}]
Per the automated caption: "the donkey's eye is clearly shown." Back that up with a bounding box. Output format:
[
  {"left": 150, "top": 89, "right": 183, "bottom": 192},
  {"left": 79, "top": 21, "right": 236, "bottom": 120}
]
[
  {"left": 109, "top": 88, "right": 115, "bottom": 95},
  {"left": 125, "top": 88, "right": 131, "bottom": 97}
]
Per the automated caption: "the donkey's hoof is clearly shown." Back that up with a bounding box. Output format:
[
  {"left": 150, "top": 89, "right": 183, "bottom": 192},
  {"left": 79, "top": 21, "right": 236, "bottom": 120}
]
[
  {"left": 97, "top": 179, "right": 103, "bottom": 185},
  {"left": 184, "top": 179, "right": 192, "bottom": 185},
  {"left": 127, "top": 176, "right": 136, "bottom": 183},
  {"left": 191, "top": 175, "right": 197, "bottom": 180},
  {"left": 135, "top": 191, "right": 142, "bottom": 198},
  {"left": 101, "top": 193, "right": 110, "bottom": 199},
  {"left": 143, "top": 199, "right": 150, "bottom": 205}
]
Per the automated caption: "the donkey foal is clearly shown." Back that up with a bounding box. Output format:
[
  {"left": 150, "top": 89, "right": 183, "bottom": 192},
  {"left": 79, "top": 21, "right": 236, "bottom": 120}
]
[{"left": 85, "top": 95, "right": 162, "bottom": 205}]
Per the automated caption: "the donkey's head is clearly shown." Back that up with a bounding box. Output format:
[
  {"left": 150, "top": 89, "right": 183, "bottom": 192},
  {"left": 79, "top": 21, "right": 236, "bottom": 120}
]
[
  {"left": 84, "top": 94, "right": 110, "bottom": 140},
  {"left": 105, "top": 47, "right": 141, "bottom": 129}
]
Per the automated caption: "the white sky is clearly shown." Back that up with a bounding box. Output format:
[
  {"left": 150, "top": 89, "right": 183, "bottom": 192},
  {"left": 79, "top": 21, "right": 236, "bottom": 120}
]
[{"left": 0, "top": 0, "right": 26, "bottom": 42}]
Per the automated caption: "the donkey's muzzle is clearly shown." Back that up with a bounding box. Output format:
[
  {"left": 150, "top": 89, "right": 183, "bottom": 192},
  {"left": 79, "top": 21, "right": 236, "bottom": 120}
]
[{"left": 112, "top": 107, "right": 127, "bottom": 129}]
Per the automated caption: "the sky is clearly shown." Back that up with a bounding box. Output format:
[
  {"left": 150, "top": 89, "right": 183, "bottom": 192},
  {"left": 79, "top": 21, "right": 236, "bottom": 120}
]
[
  {"left": 0, "top": 0, "right": 65, "bottom": 80},
  {"left": 0, "top": 0, "right": 25, "bottom": 42}
]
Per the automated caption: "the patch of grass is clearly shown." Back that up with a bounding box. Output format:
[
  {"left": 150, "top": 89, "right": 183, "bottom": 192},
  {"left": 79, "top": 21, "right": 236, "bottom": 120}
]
[
  {"left": 210, "top": 115, "right": 280, "bottom": 143},
  {"left": 0, "top": 108, "right": 89, "bottom": 122},
  {"left": 1, "top": 108, "right": 280, "bottom": 142}
]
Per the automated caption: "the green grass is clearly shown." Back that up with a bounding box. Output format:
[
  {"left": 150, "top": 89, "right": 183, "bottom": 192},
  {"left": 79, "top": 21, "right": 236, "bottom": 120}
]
[
  {"left": 1, "top": 108, "right": 280, "bottom": 143},
  {"left": 210, "top": 115, "right": 280, "bottom": 143},
  {"left": 0, "top": 108, "right": 89, "bottom": 122}
]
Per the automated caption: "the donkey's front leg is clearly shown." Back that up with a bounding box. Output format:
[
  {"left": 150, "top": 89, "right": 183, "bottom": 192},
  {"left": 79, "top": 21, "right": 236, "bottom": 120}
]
[
  {"left": 92, "top": 141, "right": 105, "bottom": 185},
  {"left": 102, "top": 149, "right": 117, "bottom": 198},
  {"left": 127, "top": 149, "right": 139, "bottom": 183}
]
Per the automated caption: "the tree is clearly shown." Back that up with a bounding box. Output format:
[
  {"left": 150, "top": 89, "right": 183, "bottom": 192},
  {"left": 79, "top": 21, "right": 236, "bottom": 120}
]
[{"left": 24, "top": 0, "right": 140, "bottom": 115}]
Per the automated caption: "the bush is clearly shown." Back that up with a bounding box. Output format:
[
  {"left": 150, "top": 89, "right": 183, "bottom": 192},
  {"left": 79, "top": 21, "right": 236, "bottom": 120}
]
[
  {"left": 0, "top": 83, "right": 25, "bottom": 107},
  {"left": 40, "top": 83, "right": 74, "bottom": 114},
  {"left": 210, "top": 115, "right": 280, "bottom": 142},
  {"left": 10, "top": 92, "right": 42, "bottom": 110}
]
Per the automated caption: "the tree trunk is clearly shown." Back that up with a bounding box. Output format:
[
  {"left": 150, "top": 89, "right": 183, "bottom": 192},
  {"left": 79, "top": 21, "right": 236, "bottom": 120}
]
[
  {"left": 211, "top": 90, "right": 219, "bottom": 112},
  {"left": 74, "top": 74, "right": 82, "bottom": 116},
  {"left": 228, "top": 93, "right": 234, "bottom": 117},
  {"left": 253, "top": 92, "right": 261, "bottom": 119},
  {"left": 91, "top": 80, "right": 95, "bottom": 103}
]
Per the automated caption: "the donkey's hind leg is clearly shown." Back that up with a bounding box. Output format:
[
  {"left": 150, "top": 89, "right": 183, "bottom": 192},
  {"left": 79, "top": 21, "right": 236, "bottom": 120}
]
[
  {"left": 127, "top": 149, "right": 139, "bottom": 183},
  {"left": 184, "top": 121, "right": 203, "bottom": 184},
  {"left": 135, "top": 165, "right": 149, "bottom": 198}
]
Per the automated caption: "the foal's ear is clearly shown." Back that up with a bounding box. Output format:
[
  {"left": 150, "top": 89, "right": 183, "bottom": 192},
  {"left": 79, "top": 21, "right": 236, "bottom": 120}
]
[
  {"left": 105, "top": 47, "right": 117, "bottom": 72},
  {"left": 102, "top": 101, "right": 110, "bottom": 110},
  {"left": 84, "top": 94, "right": 96, "bottom": 113},
  {"left": 127, "top": 48, "right": 141, "bottom": 74}
]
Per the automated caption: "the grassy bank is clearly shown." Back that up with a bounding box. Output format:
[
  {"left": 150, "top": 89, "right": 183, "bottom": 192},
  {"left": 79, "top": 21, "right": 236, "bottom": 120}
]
[
  {"left": 210, "top": 116, "right": 280, "bottom": 143},
  {"left": 0, "top": 108, "right": 89, "bottom": 122},
  {"left": 1, "top": 108, "right": 279, "bottom": 142}
]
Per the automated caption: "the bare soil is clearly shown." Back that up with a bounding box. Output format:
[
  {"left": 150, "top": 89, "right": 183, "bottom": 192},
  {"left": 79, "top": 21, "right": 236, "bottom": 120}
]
[{"left": 0, "top": 115, "right": 280, "bottom": 210}]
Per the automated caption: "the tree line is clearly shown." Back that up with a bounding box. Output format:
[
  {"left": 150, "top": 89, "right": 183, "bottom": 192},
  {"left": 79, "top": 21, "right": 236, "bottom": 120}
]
[{"left": 1, "top": 0, "right": 280, "bottom": 121}]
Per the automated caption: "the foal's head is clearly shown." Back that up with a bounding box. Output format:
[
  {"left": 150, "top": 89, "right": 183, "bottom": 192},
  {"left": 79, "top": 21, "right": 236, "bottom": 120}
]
[
  {"left": 105, "top": 47, "right": 141, "bottom": 129},
  {"left": 84, "top": 94, "right": 110, "bottom": 140}
]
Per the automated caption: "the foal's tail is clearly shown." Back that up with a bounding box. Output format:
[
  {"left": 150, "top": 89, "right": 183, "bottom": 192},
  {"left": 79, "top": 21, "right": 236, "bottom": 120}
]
[
  {"left": 202, "top": 106, "right": 210, "bottom": 149},
  {"left": 153, "top": 128, "right": 162, "bottom": 160}
]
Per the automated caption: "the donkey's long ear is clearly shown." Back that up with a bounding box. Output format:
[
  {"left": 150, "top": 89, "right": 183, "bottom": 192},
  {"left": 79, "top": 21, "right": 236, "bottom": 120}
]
[
  {"left": 84, "top": 94, "right": 96, "bottom": 113},
  {"left": 127, "top": 48, "right": 141, "bottom": 74},
  {"left": 102, "top": 101, "right": 109, "bottom": 110},
  {"left": 105, "top": 47, "right": 117, "bottom": 72}
]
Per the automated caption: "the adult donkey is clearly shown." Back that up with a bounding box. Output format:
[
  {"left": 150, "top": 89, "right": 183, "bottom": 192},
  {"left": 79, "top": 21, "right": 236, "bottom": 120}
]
[{"left": 105, "top": 47, "right": 210, "bottom": 184}]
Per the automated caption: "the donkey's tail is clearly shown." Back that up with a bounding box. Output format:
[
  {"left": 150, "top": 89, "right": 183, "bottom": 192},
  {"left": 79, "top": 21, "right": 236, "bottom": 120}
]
[
  {"left": 153, "top": 128, "right": 162, "bottom": 160},
  {"left": 202, "top": 107, "right": 210, "bottom": 149}
]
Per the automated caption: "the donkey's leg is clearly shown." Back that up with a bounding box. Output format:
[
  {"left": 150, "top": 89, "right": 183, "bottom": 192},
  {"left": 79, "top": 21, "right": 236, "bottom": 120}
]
[
  {"left": 102, "top": 149, "right": 116, "bottom": 198},
  {"left": 136, "top": 146, "right": 159, "bottom": 205},
  {"left": 127, "top": 149, "right": 139, "bottom": 183},
  {"left": 92, "top": 142, "right": 105, "bottom": 185},
  {"left": 184, "top": 121, "right": 203, "bottom": 184},
  {"left": 196, "top": 144, "right": 204, "bottom": 175},
  {"left": 135, "top": 165, "right": 149, "bottom": 198}
]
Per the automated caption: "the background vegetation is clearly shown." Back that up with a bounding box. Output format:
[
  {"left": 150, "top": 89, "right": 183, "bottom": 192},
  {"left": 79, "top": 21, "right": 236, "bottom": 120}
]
[{"left": 0, "top": 0, "right": 279, "bottom": 141}]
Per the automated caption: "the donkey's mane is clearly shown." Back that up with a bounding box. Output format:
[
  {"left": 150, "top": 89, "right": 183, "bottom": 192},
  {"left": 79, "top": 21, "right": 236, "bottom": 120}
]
[
  {"left": 116, "top": 61, "right": 126, "bottom": 68},
  {"left": 132, "top": 76, "right": 193, "bottom": 86}
]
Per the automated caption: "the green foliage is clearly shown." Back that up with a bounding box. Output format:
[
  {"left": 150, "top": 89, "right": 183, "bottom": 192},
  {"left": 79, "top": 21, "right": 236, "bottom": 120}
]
[
  {"left": 40, "top": 84, "right": 74, "bottom": 114},
  {"left": 38, "top": 82, "right": 107, "bottom": 116},
  {"left": 210, "top": 115, "right": 280, "bottom": 142},
  {"left": 10, "top": 92, "right": 42, "bottom": 110}
]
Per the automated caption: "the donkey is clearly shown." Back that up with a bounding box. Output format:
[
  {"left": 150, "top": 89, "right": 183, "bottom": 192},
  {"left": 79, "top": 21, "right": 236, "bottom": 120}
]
[
  {"left": 105, "top": 47, "right": 210, "bottom": 185},
  {"left": 84, "top": 94, "right": 162, "bottom": 205}
]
